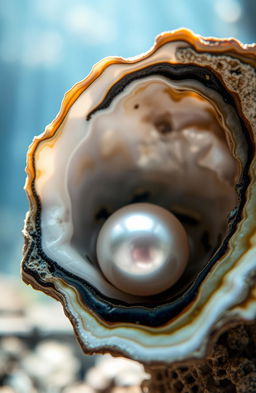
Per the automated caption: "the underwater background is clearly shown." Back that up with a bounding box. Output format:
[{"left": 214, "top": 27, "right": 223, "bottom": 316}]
[
  {"left": 0, "top": 0, "right": 255, "bottom": 277},
  {"left": 0, "top": 2, "right": 255, "bottom": 392}
]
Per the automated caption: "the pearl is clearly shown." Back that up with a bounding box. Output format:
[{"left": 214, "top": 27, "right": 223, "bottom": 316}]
[{"left": 96, "top": 203, "right": 189, "bottom": 296}]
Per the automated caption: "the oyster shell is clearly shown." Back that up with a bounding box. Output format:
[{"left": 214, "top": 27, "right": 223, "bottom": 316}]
[{"left": 22, "top": 29, "right": 256, "bottom": 364}]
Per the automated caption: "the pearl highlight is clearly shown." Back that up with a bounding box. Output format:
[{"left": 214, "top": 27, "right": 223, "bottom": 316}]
[{"left": 96, "top": 203, "right": 189, "bottom": 296}]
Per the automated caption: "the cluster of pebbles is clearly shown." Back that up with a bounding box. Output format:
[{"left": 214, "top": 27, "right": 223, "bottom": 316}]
[
  {"left": 0, "top": 275, "right": 147, "bottom": 393},
  {"left": 0, "top": 338, "right": 146, "bottom": 393}
]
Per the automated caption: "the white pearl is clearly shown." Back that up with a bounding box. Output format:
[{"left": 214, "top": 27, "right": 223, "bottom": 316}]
[{"left": 96, "top": 203, "right": 189, "bottom": 296}]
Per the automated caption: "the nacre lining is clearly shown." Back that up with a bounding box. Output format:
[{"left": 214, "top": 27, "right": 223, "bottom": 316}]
[
  {"left": 38, "top": 72, "right": 241, "bottom": 305},
  {"left": 22, "top": 30, "right": 256, "bottom": 364}
]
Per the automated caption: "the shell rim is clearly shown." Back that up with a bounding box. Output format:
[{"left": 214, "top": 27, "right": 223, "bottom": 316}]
[{"left": 22, "top": 29, "right": 256, "bottom": 332}]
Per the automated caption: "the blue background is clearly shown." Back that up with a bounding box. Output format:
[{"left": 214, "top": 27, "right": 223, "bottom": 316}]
[{"left": 0, "top": 0, "right": 255, "bottom": 276}]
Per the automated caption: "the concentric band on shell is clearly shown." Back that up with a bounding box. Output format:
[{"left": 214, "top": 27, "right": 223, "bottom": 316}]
[{"left": 22, "top": 29, "right": 256, "bottom": 363}]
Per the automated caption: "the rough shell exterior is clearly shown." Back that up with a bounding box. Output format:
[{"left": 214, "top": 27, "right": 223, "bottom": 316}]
[
  {"left": 143, "top": 321, "right": 256, "bottom": 393},
  {"left": 22, "top": 29, "right": 256, "bottom": 365}
]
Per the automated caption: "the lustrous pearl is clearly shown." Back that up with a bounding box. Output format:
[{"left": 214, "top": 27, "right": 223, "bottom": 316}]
[{"left": 96, "top": 203, "right": 189, "bottom": 296}]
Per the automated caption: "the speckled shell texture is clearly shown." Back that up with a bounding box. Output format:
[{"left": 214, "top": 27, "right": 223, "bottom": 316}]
[{"left": 22, "top": 29, "right": 256, "bottom": 364}]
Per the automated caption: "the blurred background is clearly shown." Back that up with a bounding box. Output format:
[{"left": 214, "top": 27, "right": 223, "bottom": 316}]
[{"left": 0, "top": 0, "right": 255, "bottom": 392}]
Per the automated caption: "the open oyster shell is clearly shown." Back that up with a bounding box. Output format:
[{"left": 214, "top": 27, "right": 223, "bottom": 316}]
[{"left": 22, "top": 29, "right": 256, "bottom": 364}]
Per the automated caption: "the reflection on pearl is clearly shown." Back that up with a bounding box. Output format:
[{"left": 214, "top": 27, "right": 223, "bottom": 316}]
[{"left": 96, "top": 203, "right": 189, "bottom": 296}]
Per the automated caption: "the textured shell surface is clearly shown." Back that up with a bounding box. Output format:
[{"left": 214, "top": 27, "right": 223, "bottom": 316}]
[{"left": 22, "top": 29, "right": 256, "bottom": 364}]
